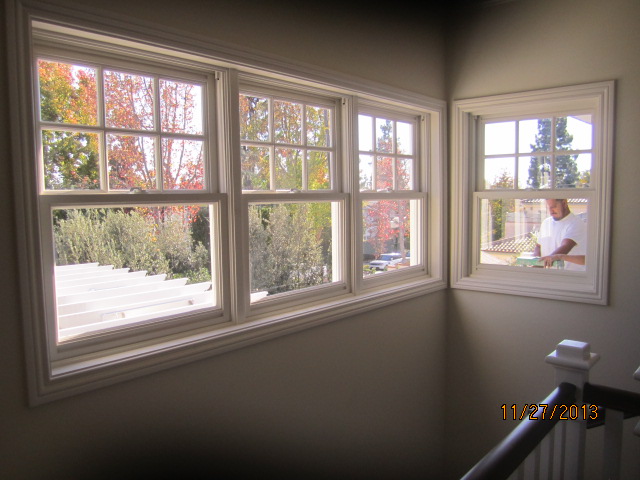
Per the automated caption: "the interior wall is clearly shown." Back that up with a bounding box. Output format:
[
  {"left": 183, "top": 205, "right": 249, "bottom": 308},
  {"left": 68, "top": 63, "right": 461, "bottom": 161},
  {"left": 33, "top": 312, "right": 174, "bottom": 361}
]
[
  {"left": 444, "top": 0, "right": 640, "bottom": 478},
  {"left": 0, "top": 0, "right": 447, "bottom": 478}
]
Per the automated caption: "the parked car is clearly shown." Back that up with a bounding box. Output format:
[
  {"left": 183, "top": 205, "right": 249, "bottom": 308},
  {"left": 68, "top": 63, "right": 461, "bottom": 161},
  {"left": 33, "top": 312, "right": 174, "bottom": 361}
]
[{"left": 368, "top": 253, "right": 404, "bottom": 271}]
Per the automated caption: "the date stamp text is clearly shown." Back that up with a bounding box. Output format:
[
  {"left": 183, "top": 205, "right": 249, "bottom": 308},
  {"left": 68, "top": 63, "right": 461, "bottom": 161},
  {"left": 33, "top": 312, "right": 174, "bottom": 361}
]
[{"left": 501, "top": 404, "right": 598, "bottom": 421}]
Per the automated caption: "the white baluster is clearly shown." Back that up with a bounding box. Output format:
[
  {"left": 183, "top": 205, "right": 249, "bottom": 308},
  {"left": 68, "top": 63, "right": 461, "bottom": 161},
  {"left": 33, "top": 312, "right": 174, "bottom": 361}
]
[{"left": 545, "top": 340, "right": 600, "bottom": 480}]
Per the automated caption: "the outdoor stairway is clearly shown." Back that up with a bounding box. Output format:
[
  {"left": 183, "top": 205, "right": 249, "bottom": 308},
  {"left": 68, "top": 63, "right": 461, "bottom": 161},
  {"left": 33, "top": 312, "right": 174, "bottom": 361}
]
[{"left": 55, "top": 263, "right": 213, "bottom": 339}]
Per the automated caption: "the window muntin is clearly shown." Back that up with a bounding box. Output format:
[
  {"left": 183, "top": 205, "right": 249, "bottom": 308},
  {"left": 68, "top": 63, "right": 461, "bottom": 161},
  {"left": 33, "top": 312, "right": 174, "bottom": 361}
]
[
  {"left": 239, "top": 93, "right": 334, "bottom": 192},
  {"left": 10, "top": 14, "right": 445, "bottom": 403},
  {"left": 478, "top": 114, "right": 594, "bottom": 272},
  {"left": 37, "top": 58, "right": 208, "bottom": 193},
  {"left": 239, "top": 87, "right": 343, "bottom": 306},
  {"left": 451, "top": 82, "right": 614, "bottom": 304},
  {"left": 358, "top": 114, "right": 416, "bottom": 192},
  {"left": 482, "top": 115, "right": 593, "bottom": 191},
  {"left": 36, "top": 52, "right": 220, "bottom": 344},
  {"left": 358, "top": 111, "right": 424, "bottom": 281}
]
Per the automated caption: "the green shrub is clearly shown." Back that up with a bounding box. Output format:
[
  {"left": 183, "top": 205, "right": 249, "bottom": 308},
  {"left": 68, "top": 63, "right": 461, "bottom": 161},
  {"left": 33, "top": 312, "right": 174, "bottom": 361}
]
[{"left": 54, "top": 208, "right": 211, "bottom": 284}]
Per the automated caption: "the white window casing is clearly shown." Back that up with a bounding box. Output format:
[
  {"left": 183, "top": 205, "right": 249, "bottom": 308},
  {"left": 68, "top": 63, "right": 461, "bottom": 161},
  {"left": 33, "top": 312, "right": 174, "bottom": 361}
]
[
  {"left": 451, "top": 82, "right": 614, "bottom": 304},
  {"left": 6, "top": 0, "right": 446, "bottom": 404}
]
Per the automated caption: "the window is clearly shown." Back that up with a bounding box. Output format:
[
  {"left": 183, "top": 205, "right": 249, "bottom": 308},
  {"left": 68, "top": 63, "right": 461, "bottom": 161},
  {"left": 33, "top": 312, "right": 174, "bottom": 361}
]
[
  {"left": 35, "top": 55, "right": 222, "bottom": 346},
  {"left": 358, "top": 111, "right": 425, "bottom": 282},
  {"left": 238, "top": 87, "right": 344, "bottom": 312},
  {"left": 451, "top": 82, "right": 614, "bottom": 304},
  {"left": 7, "top": 6, "right": 445, "bottom": 403}
]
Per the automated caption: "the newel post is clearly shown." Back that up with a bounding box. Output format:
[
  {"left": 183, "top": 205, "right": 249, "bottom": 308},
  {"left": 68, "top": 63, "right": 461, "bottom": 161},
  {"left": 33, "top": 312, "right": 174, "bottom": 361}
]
[{"left": 545, "top": 340, "right": 600, "bottom": 480}]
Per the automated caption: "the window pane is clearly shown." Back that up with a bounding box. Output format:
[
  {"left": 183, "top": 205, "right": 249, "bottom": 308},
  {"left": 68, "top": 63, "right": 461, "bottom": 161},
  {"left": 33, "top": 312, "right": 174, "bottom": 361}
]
[
  {"left": 306, "top": 105, "right": 331, "bottom": 147},
  {"left": 104, "top": 70, "right": 154, "bottom": 130},
  {"left": 274, "top": 100, "right": 302, "bottom": 144},
  {"left": 160, "top": 80, "right": 203, "bottom": 135},
  {"left": 161, "top": 138, "right": 204, "bottom": 189},
  {"left": 521, "top": 155, "right": 552, "bottom": 189},
  {"left": 396, "top": 121, "right": 413, "bottom": 155},
  {"left": 555, "top": 154, "right": 582, "bottom": 188},
  {"left": 376, "top": 156, "right": 393, "bottom": 191},
  {"left": 42, "top": 130, "right": 100, "bottom": 190},
  {"left": 397, "top": 158, "right": 413, "bottom": 190},
  {"left": 249, "top": 202, "right": 334, "bottom": 300},
  {"left": 485, "top": 121, "right": 515, "bottom": 155},
  {"left": 555, "top": 117, "right": 578, "bottom": 151},
  {"left": 38, "top": 60, "right": 98, "bottom": 125},
  {"left": 526, "top": 118, "right": 553, "bottom": 153},
  {"left": 479, "top": 198, "right": 587, "bottom": 271},
  {"left": 363, "top": 199, "right": 415, "bottom": 275},
  {"left": 485, "top": 157, "right": 515, "bottom": 189},
  {"left": 375, "top": 118, "right": 393, "bottom": 153},
  {"left": 53, "top": 205, "right": 215, "bottom": 341},
  {"left": 307, "top": 151, "right": 330, "bottom": 189},
  {"left": 358, "top": 114, "right": 373, "bottom": 152},
  {"left": 359, "top": 154, "right": 374, "bottom": 191},
  {"left": 241, "top": 145, "right": 270, "bottom": 190},
  {"left": 239, "top": 95, "right": 269, "bottom": 142},
  {"left": 107, "top": 134, "right": 156, "bottom": 190},
  {"left": 275, "top": 148, "right": 302, "bottom": 190},
  {"left": 575, "top": 153, "right": 592, "bottom": 188},
  {"left": 518, "top": 119, "right": 540, "bottom": 153},
  {"left": 566, "top": 115, "right": 593, "bottom": 151}
]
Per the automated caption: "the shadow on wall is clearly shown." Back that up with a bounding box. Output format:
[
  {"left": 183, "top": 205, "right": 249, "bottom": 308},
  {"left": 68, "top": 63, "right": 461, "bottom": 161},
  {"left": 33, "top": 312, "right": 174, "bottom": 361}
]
[{"left": 60, "top": 438, "right": 399, "bottom": 480}]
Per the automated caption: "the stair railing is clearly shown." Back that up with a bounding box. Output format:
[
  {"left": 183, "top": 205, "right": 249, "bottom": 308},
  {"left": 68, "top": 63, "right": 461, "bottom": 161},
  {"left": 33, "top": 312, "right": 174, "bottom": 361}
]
[{"left": 461, "top": 340, "right": 640, "bottom": 480}]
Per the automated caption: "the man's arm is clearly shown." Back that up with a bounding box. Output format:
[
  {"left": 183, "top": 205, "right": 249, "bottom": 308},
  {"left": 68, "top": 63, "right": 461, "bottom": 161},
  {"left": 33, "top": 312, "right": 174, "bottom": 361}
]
[{"left": 542, "top": 238, "right": 576, "bottom": 267}]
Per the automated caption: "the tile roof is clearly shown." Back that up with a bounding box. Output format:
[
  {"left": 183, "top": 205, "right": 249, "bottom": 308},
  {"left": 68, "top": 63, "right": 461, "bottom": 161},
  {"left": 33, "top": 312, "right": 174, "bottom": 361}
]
[{"left": 481, "top": 233, "right": 537, "bottom": 253}]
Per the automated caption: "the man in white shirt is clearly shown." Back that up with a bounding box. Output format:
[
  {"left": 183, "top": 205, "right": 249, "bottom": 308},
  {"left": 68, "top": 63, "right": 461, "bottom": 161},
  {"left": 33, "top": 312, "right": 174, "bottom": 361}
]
[{"left": 533, "top": 199, "right": 587, "bottom": 271}]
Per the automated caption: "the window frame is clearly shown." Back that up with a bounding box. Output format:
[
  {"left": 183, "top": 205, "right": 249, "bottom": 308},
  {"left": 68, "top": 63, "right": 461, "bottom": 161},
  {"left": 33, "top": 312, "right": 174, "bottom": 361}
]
[
  {"left": 6, "top": 1, "right": 446, "bottom": 404},
  {"left": 356, "top": 103, "right": 430, "bottom": 291},
  {"left": 451, "top": 82, "right": 614, "bottom": 304}
]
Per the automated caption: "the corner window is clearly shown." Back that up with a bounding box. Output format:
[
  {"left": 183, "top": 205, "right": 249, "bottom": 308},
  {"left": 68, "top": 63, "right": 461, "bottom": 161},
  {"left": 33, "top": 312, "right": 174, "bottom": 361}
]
[{"left": 451, "top": 82, "right": 614, "bottom": 304}]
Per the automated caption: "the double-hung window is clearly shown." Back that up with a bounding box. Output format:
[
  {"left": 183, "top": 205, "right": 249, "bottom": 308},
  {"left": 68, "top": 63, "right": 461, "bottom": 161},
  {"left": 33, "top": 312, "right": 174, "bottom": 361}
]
[
  {"left": 451, "top": 82, "right": 614, "bottom": 304},
  {"left": 357, "top": 107, "right": 426, "bottom": 285},
  {"left": 236, "top": 82, "right": 346, "bottom": 315},
  {"left": 36, "top": 52, "right": 224, "bottom": 346},
  {"left": 7, "top": 6, "right": 445, "bottom": 403}
]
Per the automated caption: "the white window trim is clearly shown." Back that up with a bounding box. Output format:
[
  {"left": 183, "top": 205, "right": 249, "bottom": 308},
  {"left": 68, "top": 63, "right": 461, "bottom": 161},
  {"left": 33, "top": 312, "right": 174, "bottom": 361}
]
[
  {"left": 451, "top": 82, "right": 614, "bottom": 305},
  {"left": 6, "top": 0, "right": 446, "bottom": 404}
]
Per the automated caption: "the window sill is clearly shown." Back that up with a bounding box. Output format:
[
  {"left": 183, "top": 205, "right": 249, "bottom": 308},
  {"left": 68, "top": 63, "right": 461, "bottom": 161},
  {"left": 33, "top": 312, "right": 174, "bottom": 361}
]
[{"left": 39, "top": 276, "right": 446, "bottom": 404}]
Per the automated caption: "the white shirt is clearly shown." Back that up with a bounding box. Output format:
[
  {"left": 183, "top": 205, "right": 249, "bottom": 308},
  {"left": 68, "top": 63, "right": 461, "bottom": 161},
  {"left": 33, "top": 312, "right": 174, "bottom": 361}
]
[{"left": 538, "top": 212, "right": 587, "bottom": 271}]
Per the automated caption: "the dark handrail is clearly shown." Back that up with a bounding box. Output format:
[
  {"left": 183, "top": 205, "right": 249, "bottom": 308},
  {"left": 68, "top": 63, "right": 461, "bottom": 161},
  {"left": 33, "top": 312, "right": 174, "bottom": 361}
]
[
  {"left": 461, "top": 382, "right": 577, "bottom": 480},
  {"left": 584, "top": 382, "right": 640, "bottom": 429}
]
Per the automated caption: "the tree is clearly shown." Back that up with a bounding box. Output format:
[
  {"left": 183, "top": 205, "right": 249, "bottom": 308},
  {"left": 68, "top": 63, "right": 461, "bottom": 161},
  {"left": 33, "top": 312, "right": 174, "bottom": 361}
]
[
  {"left": 363, "top": 119, "right": 411, "bottom": 258},
  {"left": 39, "top": 60, "right": 100, "bottom": 190},
  {"left": 39, "top": 61, "right": 204, "bottom": 193},
  {"left": 249, "top": 204, "right": 326, "bottom": 295},
  {"left": 528, "top": 117, "right": 579, "bottom": 188},
  {"left": 488, "top": 170, "right": 515, "bottom": 241}
]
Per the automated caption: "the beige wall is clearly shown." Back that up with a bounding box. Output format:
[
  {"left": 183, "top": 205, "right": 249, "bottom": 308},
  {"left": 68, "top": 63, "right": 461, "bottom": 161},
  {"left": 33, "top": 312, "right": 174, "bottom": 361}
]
[
  {"left": 0, "top": 0, "right": 447, "bottom": 478},
  {"left": 445, "top": 0, "right": 640, "bottom": 478},
  {"left": 2, "top": 0, "right": 639, "bottom": 478}
]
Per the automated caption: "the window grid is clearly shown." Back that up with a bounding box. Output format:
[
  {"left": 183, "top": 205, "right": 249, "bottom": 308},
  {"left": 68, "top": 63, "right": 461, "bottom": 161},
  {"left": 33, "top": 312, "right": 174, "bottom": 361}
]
[
  {"left": 239, "top": 93, "right": 335, "bottom": 192},
  {"left": 9, "top": 15, "right": 445, "bottom": 403},
  {"left": 37, "top": 57, "right": 209, "bottom": 194}
]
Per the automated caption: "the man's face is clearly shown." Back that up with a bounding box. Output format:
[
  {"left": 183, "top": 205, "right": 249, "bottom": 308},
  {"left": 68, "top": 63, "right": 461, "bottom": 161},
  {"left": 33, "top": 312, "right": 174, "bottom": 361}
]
[{"left": 546, "top": 199, "right": 569, "bottom": 220}]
